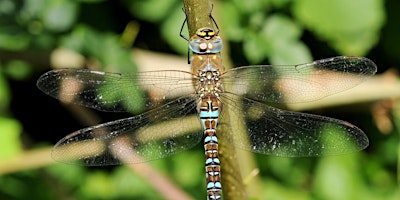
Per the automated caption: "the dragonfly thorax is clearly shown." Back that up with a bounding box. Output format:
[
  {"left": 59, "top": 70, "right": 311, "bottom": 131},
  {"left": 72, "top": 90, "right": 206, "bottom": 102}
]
[{"left": 195, "top": 69, "right": 224, "bottom": 98}]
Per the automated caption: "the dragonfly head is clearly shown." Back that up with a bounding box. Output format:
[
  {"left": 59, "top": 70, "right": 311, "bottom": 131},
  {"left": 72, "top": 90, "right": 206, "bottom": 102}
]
[
  {"left": 196, "top": 28, "right": 217, "bottom": 40},
  {"left": 189, "top": 27, "right": 223, "bottom": 54}
]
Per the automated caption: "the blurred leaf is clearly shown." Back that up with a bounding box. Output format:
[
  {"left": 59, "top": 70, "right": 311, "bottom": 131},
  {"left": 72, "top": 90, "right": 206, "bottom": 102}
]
[
  {"left": 270, "top": 0, "right": 292, "bottom": 8},
  {"left": 77, "top": 0, "right": 105, "bottom": 2},
  {"left": 62, "top": 25, "right": 138, "bottom": 72},
  {"left": 244, "top": 14, "right": 311, "bottom": 64},
  {"left": 113, "top": 167, "right": 145, "bottom": 197},
  {"left": 19, "top": 0, "right": 47, "bottom": 22},
  {"left": 5, "top": 60, "right": 32, "bottom": 80},
  {"left": 0, "top": 171, "right": 57, "bottom": 199},
  {"left": 61, "top": 25, "right": 94, "bottom": 52},
  {"left": 0, "top": 0, "right": 15, "bottom": 14},
  {"left": 220, "top": 2, "right": 244, "bottom": 42},
  {"left": 314, "top": 154, "right": 364, "bottom": 200},
  {"left": 81, "top": 171, "right": 114, "bottom": 199},
  {"left": 41, "top": 0, "right": 78, "bottom": 32},
  {"left": 99, "top": 34, "right": 137, "bottom": 72},
  {"left": 269, "top": 40, "right": 311, "bottom": 65},
  {"left": 262, "top": 178, "right": 310, "bottom": 200},
  {"left": 262, "top": 14, "right": 311, "bottom": 64},
  {"left": 243, "top": 31, "right": 271, "bottom": 64},
  {"left": 263, "top": 14, "right": 301, "bottom": 41},
  {"left": 46, "top": 164, "right": 87, "bottom": 187},
  {"left": 0, "top": 68, "right": 11, "bottom": 110},
  {"left": 0, "top": 117, "right": 22, "bottom": 160},
  {"left": 172, "top": 150, "right": 203, "bottom": 187},
  {"left": 161, "top": 6, "right": 189, "bottom": 55},
  {"left": 124, "top": 0, "right": 178, "bottom": 23},
  {"left": 293, "top": 0, "right": 385, "bottom": 55},
  {"left": 232, "top": 0, "right": 271, "bottom": 14},
  {"left": 365, "top": 155, "right": 396, "bottom": 192},
  {"left": 259, "top": 156, "right": 311, "bottom": 187},
  {"left": 112, "top": 167, "right": 158, "bottom": 198},
  {"left": 0, "top": 32, "right": 31, "bottom": 51},
  {"left": 33, "top": 32, "right": 57, "bottom": 49}
]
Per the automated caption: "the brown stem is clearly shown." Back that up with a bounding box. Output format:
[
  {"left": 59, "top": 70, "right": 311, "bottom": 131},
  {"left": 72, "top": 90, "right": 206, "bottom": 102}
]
[{"left": 182, "top": 0, "right": 250, "bottom": 199}]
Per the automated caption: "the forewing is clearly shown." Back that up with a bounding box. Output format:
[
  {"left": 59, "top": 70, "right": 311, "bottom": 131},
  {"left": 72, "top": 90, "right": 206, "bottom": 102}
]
[
  {"left": 222, "top": 56, "right": 377, "bottom": 103},
  {"left": 37, "top": 69, "right": 194, "bottom": 112}
]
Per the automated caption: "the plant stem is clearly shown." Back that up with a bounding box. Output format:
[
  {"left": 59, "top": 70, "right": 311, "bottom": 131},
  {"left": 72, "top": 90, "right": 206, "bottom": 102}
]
[{"left": 183, "top": 0, "right": 250, "bottom": 199}]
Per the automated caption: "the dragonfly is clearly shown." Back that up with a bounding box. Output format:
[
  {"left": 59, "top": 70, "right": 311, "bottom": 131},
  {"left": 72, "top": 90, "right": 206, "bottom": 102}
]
[{"left": 37, "top": 13, "right": 377, "bottom": 200}]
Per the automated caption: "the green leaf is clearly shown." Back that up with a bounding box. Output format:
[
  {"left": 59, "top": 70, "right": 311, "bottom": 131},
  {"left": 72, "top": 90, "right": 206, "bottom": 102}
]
[
  {"left": 268, "top": 40, "right": 311, "bottom": 65},
  {"left": 0, "top": 68, "right": 10, "bottom": 110},
  {"left": 172, "top": 150, "right": 203, "bottom": 187},
  {"left": 232, "top": 0, "right": 271, "bottom": 14},
  {"left": 112, "top": 167, "right": 152, "bottom": 197},
  {"left": 46, "top": 164, "right": 87, "bottom": 187},
  {"left": 0, "top": 0, "right": 16, "bottom": 15},
  {"left": 60, "top": 25, "right": 86, "bottom": 52},
  {"left": 243, "top": 32, "right": 271, "bottom": 64},
  {"left": 5, "top": 60, "right": 32, "bottom": 80},
  {"left": 42, "top": 0, "right": 78, "bottom": 32},
  {"left": 263, "top": 14, "right": 301, "bottom": 41},
  {"left": 0, "top": 32, "right": 31, "bottom": 51},
  {"left": 270, "top": 0, "right": 292, "bottom": 9},
  {"left": 243, "top": 14, "right": 312, "bottom": 64},
  {"left": 0, "top": 117, "right": 22, "bottom": 160},
  {"left": 77, "top": 0, "right": 105, "bottom": 2},
  {"left": 314, "top": 154, "right": 363, "bottom": 200},
  {"left": 220, "top": 2, "right": 244, "bottom": 42},
  {"left": 124, "top": 0, "right": 178, "bottom": 23},
  {"left": 19, "top": 0, "right": 47, "bottom": 22},
  {"left": 161, "top": 6, "right": 188, "bottom": 55},
  {"left": 261, "top": 14, "right": 312, "bottom": 64},
  {"left": 293, "top": 0, "right": 385, "bottom": 55},
  {"left": 81, "top": 171, "right": 115, "bottom": 199}
]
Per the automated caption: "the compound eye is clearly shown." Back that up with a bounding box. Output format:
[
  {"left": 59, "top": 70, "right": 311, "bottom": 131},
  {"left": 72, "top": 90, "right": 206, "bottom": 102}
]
[
  {"left": 208, "top": 38, "right": 223, "bottom": 53},
  {"left": 189, "top": 39, "right": 204, "bottom": 54}
]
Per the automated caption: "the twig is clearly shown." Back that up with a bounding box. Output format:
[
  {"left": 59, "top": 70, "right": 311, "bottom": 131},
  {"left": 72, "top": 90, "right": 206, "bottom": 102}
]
[
  {"left": 0, "top": 147, "right": 55, "bottom": 174},
  {"left": 111, "top": 138, "right": 194, "bottom": 200}
]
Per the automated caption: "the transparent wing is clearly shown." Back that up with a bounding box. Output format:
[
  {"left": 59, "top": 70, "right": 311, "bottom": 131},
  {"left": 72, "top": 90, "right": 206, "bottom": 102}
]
[
  {"left": 37, "top": 69, "right": 195, "bottom": 112},
  {"left": 222, "top": 56, "right": 377, "bottom": 103},
  {"left": 51, "top": 96, "right": 203, "bottom": 166},
  {"left": 219, "top": 93, "right": 369, "bottom": 157}
]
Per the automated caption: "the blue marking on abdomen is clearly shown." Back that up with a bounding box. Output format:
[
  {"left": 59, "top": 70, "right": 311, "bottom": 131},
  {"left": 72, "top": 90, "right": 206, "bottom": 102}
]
[
  {"left": 205, "top": 136, "right": 218, "bottom": 143},
  {"left": 200, "top": 110, "right": 219, "bottom": 118}
]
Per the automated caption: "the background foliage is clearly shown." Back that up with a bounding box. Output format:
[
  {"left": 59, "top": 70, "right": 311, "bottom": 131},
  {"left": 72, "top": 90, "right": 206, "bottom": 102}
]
[{"left": 0, "top": 0, "right": 399, "bottom": 199}]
